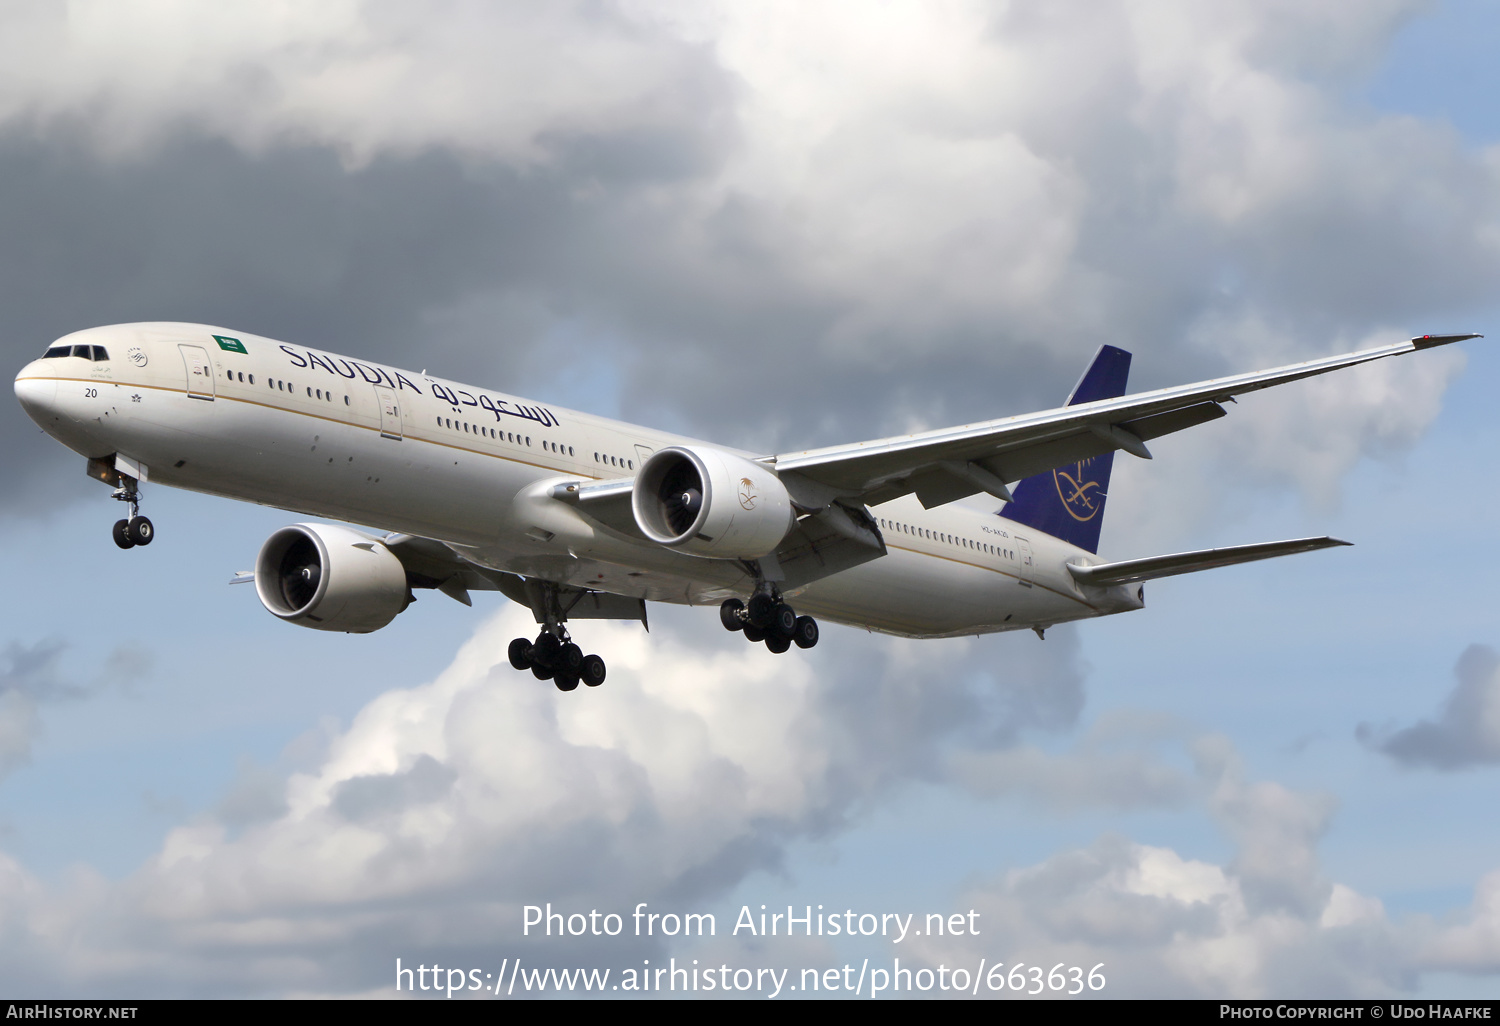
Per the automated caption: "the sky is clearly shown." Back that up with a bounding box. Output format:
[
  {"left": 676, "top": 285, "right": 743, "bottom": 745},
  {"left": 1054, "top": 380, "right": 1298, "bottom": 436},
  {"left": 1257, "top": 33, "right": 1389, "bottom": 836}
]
[{"left": 1, "top": 0, "right": 1499, "bottom": 1000}]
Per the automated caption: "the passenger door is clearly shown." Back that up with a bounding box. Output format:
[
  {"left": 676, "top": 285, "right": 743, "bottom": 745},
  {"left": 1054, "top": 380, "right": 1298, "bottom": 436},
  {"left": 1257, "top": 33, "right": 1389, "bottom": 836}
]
[
  {"left": 374, "top": 386, "right": 402, "bottom": 440},
  {"left": 178, "top": 344, "right": 215, "bottom": 401}
]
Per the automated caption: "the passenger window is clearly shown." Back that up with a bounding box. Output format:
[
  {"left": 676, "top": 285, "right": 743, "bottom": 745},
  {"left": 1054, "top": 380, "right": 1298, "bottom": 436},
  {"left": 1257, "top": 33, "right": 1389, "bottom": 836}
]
[{"left": 249, "top": 375, "right": 255, "bottom": 385}]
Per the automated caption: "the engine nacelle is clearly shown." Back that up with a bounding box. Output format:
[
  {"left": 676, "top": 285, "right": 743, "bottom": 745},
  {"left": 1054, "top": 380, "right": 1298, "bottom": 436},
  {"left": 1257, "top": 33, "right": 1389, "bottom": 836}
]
[
  {"left": 254, "top": 523, "right": 410, "bottom": 633},
  {"left": 632, "top": 445, "right": 794, "bottom": 559}
]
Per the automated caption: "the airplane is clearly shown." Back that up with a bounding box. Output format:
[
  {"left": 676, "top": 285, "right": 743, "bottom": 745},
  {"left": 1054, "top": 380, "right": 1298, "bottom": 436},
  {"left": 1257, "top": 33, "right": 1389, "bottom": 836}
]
[{"left": 13, "top": 323, "right": 1482, "bottom": 691}]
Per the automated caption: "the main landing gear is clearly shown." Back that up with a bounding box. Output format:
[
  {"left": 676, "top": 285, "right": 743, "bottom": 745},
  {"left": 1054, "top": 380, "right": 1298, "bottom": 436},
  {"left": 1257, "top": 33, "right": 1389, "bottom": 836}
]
[
  {"left": 720, "top": 589, "right": 819, "bottom": 654},
  {"left": 110, "top": 477, "right": 154, "bottom": 550},
  {"left": 507, "top": 628, "right": 607, "bottom": 692}
]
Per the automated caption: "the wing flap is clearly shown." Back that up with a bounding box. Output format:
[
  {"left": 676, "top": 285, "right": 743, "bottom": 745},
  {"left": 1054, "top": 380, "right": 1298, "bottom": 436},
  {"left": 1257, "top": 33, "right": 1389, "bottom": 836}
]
[{"left": 1067, "top": 536, "right": 1351, "bottom": 587}]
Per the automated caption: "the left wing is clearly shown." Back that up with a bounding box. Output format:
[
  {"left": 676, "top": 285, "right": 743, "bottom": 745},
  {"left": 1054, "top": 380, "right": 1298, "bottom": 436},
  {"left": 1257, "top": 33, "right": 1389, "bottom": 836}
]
[
  {"left": 384, "top": 534, "right": 649, "bottom": 623},
  {"left": 1067, "top": 536, "right": 1350, "bottom": 587},
  {"left": 774, "top": 334, "right": 1480, "bottom": 510}
]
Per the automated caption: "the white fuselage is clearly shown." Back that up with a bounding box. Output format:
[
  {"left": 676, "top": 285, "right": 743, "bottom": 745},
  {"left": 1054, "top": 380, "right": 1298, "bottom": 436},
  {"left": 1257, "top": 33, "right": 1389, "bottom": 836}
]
[{"left": 14, "top": 323, "right": 1143, "bottom": 638}]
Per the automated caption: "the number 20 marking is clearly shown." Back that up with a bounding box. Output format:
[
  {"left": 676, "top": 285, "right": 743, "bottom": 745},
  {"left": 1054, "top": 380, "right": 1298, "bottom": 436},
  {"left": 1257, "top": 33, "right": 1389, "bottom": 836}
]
[{"left": 84, "top": 387, "right": 97, "bottom": 398}]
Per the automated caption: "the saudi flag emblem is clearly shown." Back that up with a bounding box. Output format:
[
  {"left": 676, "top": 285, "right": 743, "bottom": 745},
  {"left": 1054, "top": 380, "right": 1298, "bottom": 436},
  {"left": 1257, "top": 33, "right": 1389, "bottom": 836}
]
[{"left": 213, "top": 335, "right": 248, "bottom": 354}]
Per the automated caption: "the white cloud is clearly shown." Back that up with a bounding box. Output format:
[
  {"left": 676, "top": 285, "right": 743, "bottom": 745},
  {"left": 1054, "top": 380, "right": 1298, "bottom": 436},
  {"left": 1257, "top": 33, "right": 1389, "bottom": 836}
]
[
  {"left": 0, "top": 607, "right": 1490, "bottom": 996},
  {"left": 0, "top": 604, "right": 1086, "bottom": 994}
]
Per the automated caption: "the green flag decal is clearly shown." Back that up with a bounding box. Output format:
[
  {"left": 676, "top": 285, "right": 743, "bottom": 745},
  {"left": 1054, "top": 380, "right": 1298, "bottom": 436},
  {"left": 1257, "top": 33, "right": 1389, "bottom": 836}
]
[{"left": 213, "top": 335, "right": 248, "bottom": 354}]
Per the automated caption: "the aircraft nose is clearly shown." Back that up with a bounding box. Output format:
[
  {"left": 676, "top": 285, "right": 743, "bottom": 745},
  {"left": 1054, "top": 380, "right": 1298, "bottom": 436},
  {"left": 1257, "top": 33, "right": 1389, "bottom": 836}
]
[{"left": 14, "top": 362, "right": 58, "bottom": 423}]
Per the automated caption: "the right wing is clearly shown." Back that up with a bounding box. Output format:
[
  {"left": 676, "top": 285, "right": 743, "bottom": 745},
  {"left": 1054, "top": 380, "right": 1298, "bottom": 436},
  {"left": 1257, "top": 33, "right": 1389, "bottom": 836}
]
[{"left": 773, "top": 334, "right": 1480, "bottom": 511}]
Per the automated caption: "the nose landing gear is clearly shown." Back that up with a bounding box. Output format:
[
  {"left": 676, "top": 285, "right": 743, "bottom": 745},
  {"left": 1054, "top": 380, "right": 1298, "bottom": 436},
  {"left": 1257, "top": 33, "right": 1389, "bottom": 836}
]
[
  {"left": 720, "top": 588, "right": 819, "bottom": 655},
  {"left": 110, "top": 477, "right": 154, "bottom": 549}
]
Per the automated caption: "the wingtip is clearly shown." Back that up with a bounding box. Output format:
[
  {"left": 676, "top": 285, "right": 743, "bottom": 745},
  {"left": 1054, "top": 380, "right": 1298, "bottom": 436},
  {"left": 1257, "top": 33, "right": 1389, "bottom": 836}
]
[{"left": 1411, "top": 332, "right": 1483, "bottom": 349}]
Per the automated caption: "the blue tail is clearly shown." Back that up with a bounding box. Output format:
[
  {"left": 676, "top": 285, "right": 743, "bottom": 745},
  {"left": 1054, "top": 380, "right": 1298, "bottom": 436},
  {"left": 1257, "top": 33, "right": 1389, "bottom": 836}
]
[{"left": 998, "top": 345, "right": 1131, "bottom": 554}]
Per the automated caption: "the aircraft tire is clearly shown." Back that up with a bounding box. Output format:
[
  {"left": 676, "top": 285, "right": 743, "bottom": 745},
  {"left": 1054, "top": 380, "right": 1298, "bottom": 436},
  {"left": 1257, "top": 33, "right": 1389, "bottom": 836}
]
[
  {"left": 765, "top": 635, "right": 791, "bottom": 654},
  {"left": 720, "top": 598, "right": 745, "bottom": 631},
  {"left": 558, "top": 642, "right": 584, "bottom": 674},
  {"left": 771, "top": 603, "right": 797, "bottom": 640},
  {"left": 554, "top": 670, "right": 580, "bottom": 692},
  {"left": 746, "top": 593, "right": 776, "bottom": 628},
  {"left": 743, "top": 624, "right": 766, "bottom": 643},
  {"left": 793, "top": 616, "right": 819, "bottom": 649},
  {"left": 581, "top": 655, "right": 606, "bottom": 687},
  {"left": 112, "top": 520, "right": 135, "bottom": 549},
  {"left": 532, "top": 633, "right": 561, "bottom": 667},
  {"left": 508, "top": 638, "right": 533, "bottom": 670},
  {"left": 532, "top": 663, "right": 555, "bottom": 681},
  {"left": 127, "top": 516, "right": 154, "bottom": 546}
]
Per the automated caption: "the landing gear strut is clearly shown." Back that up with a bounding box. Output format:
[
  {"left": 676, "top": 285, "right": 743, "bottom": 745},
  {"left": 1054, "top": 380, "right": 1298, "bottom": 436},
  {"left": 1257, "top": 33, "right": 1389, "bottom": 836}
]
[
  {"left": 720, "top": 584, "right": 819, "bottom": 655},
  {"left": 110, "top": 477, "right": 153, "bottom": 549},
  {"left": 506, "top": 581, "right": 607, "bottom": 693}
]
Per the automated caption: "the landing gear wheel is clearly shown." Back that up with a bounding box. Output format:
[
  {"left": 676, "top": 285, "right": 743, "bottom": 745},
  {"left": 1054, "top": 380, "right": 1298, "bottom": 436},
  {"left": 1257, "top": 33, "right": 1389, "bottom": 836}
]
[
  {"left": 581, "top": 655, "right": 606, "bottom": 687},
  {"left": 126, "top": 516, "right": 154, "bottom": 546},
  {"left": 532, "top": 633, "right": 561, "bottom": 667},
  {"left": 720, "top": 598, "right": 746, "bottom": 632},
  {"left": 793, "top": 616, "right": 819, "bottom": 649},
  {"left": 771, "top": 602, "right": 797, "bottom": 640},
  {"left": 743, "top": 624, "right": 767, "bottom": 644},
  {"left": 112, "top": 520, "right": 135, "bottom": 549},
  {"left": 532, "top": 662, "right": 555, "bottom": 681},
  {"left": 557, "top": 642, "right": 584, "bottom": 675},
  {"left": 765, "top": 635, "right": 791, "bottom": 654},
  {"left": 746, "top": 592, "right": 776, "bottom": 629},
  {"left": 554, "top": 670, "right": 580, "bottom": 692},
  {"left": 508, "top": 638, "right": 533, "bottom": 670}
]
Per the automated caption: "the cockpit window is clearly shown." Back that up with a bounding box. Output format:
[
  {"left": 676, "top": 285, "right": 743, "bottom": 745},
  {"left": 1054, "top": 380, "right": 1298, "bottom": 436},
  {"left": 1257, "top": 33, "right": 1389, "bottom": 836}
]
[{"left": 42, "top": 344, "right": 109, "bottom": 360}]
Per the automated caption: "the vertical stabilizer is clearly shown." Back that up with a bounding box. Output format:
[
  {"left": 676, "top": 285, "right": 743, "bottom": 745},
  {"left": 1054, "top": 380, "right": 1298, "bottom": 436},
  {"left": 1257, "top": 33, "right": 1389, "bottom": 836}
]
[{"left": 998, "top": 345, "right": 1131, "bottom": 553}]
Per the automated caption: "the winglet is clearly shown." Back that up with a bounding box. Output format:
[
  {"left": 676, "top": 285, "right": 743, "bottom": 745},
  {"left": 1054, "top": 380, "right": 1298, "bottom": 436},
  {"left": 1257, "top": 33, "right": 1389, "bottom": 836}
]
[{"left": 1411, "top": 333, "right": 1483, "bottom": 350}]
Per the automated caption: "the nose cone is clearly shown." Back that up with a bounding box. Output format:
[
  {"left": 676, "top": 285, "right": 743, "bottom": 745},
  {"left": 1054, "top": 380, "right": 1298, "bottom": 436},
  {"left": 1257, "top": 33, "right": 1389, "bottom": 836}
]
[{"left": 14, "top": 362, "right": 58, "bottom": 424}]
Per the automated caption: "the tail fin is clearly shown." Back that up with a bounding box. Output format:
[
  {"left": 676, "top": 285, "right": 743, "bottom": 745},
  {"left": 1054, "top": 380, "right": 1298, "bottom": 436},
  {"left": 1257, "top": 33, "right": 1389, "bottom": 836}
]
[{"left": 998, "top": 345, "right": 1131, "bottom": 554}]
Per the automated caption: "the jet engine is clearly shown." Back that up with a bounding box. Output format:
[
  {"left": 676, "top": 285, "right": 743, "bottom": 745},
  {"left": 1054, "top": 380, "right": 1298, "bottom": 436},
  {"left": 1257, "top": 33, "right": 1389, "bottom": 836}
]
[
  {"left": 632, "top": 446, "right": 794, "bottom": 559},
  {"left": 254, "top": 523, "right": 410, "bottom": 633}
]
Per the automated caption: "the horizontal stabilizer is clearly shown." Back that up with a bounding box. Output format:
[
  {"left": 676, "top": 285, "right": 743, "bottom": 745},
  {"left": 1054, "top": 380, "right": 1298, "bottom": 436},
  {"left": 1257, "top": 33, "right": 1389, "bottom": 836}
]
[{"left": 1067, "top": 536, "right": 1351, "bottom": 587}]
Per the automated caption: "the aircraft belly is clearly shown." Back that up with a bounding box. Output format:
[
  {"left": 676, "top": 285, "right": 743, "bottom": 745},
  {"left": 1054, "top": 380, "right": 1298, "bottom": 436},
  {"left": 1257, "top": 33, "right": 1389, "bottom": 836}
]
[{"left": 792, "top": 545, "right": 1095, "bottom": 638}]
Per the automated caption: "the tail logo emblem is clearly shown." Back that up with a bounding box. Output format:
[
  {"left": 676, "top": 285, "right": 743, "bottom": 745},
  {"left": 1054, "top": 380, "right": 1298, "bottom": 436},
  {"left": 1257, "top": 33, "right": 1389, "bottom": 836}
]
[
  {"left": 738, "top": 477, "right": 758, "bottom": 510},
  {"left": 1054, "top": 461, "right": 1103, "bottom": 522}
]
